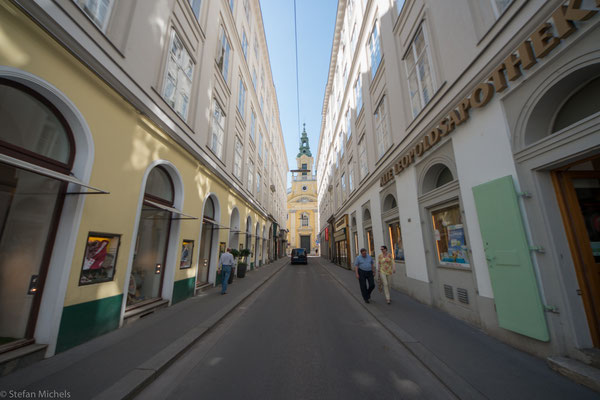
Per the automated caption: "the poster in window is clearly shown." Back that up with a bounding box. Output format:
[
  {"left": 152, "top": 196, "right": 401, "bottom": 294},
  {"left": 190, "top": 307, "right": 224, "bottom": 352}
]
[
  {"left": 180, "top": 239, "right": 194, "bottom": 269},
  {"left": 79, "top": 233, "right": 121, "bottom": 285},
  {"left": 441, "top": 224, "right": 469, "bottom": 266}
]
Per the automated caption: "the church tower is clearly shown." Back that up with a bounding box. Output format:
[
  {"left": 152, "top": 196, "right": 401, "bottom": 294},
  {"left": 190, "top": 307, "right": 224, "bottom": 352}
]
[{"left": 286, "top": 125, "right": 318, "bottom": 255}]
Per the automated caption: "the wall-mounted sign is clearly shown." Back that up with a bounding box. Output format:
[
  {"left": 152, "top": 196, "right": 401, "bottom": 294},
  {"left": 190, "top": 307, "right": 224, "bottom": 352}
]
[{"left": 381, "top": 0, "right": 599, "bottom": 186}]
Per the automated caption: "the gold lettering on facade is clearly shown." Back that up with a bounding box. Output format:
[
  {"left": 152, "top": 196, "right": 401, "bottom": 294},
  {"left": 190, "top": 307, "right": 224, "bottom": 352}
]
[
  {"left": 530, "top": 22, "right": 560, "bottom": 58},
  {"left": 470, "top": 83, "right": 494, "bottom": 108},
  {"left": 379, "top": 1, "right": 599, "bottom": 186}
]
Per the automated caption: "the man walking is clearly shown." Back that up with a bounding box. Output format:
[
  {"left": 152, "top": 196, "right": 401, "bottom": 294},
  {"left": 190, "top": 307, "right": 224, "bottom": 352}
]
[
  {"left": 354, "top": 248, "right": 375, "bottom": 303},
  {"left": 218, "top": 248, "right": 235, "bottom": 295}
]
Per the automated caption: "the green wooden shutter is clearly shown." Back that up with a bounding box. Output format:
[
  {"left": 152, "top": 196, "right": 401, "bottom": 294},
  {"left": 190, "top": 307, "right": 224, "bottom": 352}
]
[{"left": 472, "top": 175, "right": 549, "bottom": 341}]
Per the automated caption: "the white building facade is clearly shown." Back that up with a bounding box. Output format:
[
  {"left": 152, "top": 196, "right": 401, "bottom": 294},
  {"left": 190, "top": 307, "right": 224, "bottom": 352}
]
[{"left": 317, "top": 0, "right": 600, "bottom": 364}]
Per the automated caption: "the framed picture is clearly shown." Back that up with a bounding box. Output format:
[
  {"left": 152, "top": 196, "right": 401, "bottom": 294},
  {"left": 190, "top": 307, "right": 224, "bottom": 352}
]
[
  {"left": 180, "top": 239, "right": 194, "bottom": 269},
  {"left": 79, "top": 232, "right": 121, "bottom": 286}
]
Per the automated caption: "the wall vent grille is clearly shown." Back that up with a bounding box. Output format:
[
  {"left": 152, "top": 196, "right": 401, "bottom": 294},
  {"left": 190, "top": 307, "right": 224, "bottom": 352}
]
[
  {"left": 457, "top": 288, "right": 469, "bottom": 304},
  {"left": 444, "top": 284, "right": 454, "bottom": 300}
]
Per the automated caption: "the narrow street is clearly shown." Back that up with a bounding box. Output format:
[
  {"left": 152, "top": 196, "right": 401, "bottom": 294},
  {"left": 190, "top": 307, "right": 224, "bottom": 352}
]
[{"left": 137, "top": 258, "right": 455, "bottom": 400}]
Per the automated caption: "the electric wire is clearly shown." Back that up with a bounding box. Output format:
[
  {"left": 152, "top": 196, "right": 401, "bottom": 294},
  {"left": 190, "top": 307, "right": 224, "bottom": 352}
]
[{"left": 293, "top": 0, "right": 301, "bottom": 141}]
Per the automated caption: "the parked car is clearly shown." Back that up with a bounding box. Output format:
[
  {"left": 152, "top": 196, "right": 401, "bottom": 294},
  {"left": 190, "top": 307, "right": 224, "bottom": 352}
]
[{"left": 290, "top": 248, "right": 308, "bottom": 264}]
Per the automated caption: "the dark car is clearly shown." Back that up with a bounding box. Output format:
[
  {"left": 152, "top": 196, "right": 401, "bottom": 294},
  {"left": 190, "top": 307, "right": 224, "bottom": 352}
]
[{"left": 291, "top": 248, "right": 308, "bottom": 264}]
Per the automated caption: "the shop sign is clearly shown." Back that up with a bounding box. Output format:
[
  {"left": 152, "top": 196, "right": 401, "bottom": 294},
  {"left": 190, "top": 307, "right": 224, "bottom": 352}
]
[
  {"left": 380, "top": 0, "right": 600, "bottom": 187},
  {"left": 335, "top": 215, "right": 348, "bottom": 230}
]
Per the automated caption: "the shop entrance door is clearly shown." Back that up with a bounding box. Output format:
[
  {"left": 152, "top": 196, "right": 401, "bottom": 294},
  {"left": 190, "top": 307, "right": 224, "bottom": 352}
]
[
  {"left": 553, "top": 160, "right": 600, "bottom": 347},
  {"left": 197, "top": 221, "right": 214, "bottom": 286},
  {"left": 300, "top": 235, "right": 311, "bottom": 253}
]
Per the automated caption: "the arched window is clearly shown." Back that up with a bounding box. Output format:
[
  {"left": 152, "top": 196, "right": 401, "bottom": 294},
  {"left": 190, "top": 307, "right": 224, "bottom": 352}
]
[
  {"left": 128, "top": 166, "right": 174, "bottom": 307},
  {"left": 422, "top": 163, "right": 454, "bottom": 194},
  {"left": 363, "top": 208, "right": 371, "bottom": 221},
  {"left": 382, "top": 194, "right": 397, "bottom": 212},
  {"left": 0, "top": 79, "right": 76, "bottom": 341},
  {"left": 552, "top": 76, "right": 600, "bottom": 133}
]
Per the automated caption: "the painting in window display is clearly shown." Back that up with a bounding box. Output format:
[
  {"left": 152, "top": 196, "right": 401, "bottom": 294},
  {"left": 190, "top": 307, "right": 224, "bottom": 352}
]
[
  {"left": 432, "top": 205, "right": 469, "bottom": 266},
  {"left": 79, "top": 233, "right": 120, "bottom": 285},
  {"left": 180, "top": 239, "right": 194, "bottom": 269}
]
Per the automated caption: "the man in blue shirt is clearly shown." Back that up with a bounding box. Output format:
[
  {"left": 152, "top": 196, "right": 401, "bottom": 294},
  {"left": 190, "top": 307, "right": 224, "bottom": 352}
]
[{"left": 354, "top": 248, "right": 375, "bottom": 303}]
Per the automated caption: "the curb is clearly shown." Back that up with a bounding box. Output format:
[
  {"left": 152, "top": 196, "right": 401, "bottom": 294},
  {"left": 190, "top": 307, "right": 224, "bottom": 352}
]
[
  {"left": 93, "top": 259, "right": 289, "bottom": 400},
  {"left": 318, "top": 260, "right": 486, "bottom": 400}
]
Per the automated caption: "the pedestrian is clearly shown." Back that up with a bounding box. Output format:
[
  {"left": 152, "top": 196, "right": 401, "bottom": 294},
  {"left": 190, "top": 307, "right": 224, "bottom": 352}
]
[
  {"left": 378, "top": 245, "right": 395, "bottom": 304},
  {"left": 354, "top": 248, "right": 375, "bottom": 303},
  {"left": 218, "top": 248, "right": 235, "bottom": 295}
]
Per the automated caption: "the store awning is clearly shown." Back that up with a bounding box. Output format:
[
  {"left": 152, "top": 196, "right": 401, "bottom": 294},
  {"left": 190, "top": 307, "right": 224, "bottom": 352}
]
[
  {"left": 145, "top": 200, "right": 198, "bottom": 220},
  {"left": 0, "top": 153, "right": 109, "bottom": 194},
  {"left": 202, "top": 217, "right": 230, "bottom": 229}
]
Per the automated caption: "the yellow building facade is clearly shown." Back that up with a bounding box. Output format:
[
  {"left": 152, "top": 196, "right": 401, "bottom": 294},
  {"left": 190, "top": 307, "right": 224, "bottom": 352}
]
[
  {"left": 286, "top": 127, "right": 318, "bottom": 255},
  {"left": 0, "top": 0, "right": 287, "bottom": 361}
]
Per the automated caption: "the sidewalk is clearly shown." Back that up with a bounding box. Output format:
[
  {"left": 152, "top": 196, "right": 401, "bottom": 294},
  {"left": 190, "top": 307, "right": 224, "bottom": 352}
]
[
  {"left": 0, "top": 258, "right": 288, "bottom": 400},
  {"left": 318, "top": 257, "right": 598, "bottom": 399}
]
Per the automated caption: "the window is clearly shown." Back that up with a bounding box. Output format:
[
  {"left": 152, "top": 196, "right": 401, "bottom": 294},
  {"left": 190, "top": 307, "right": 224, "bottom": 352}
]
[
  {"left": 210, "top": 100, "right": 225, "bottom": 159},
  {"left": 374, "top": 96, "right": 389, "bottom": 158},
  {"left": 229, "top": 0, "right": 234, "bottom": 12},
  {"left": 238, "top": 78, "right": 246, "bottom": 117},
  {"left": 432, "top": 205, "right": 469, "bottom": 267},
  {"left": 244, "top": 0, "right": 250, "bottom": 21},
  {"left": 346, "top": 110, "right": 351, "bottom": 141},
  {"left": 216, "top": 26, "right": 231, "bottom": 83},
  {"left": 242, "top": 31, "right": 248, "bottom": 59},
  {"left": 351, "top": 24, "right": 357, "bottom": 55},
  {"left": 74, "top": 0, "right": 114, "bottom": 31},
  {"left": 358, "top": 136, "right": 368, "bottom": 180},
  {"left": 257, "top": 172, "right": 261, "bottom": 194},
  {"left": 339, "top": 132, "right": 344, "bottom": 157},
  {"left": 388, "top": 222, "right": 404, "bottom": 261},
  {"left": 341, "top": 173, "right": 346, "bottom": 200},
  {"left": 348, "top": 166, "right": 354, "bottom": 192},
  {"left": 343, "top": 64, "right": 348, "bottom": 89},
  {"left": 490, "top": 0, "right": 511, "bottom": 17},
  {"left": 405, "top": 25, "right": 435, "bottom": 117},
  {"left": 254, "top": 36, "right": 259, "bottom": 59},
  {"left": 252, "top": 68, "right": 257, "bottom": 88},
  {"left": 258, "top": 131, "right": 263, "bottom": 159},
  {"left": 250, "top": 109, "right": 256, "bottom": 142},
  {"left": 264, "top": 148, "right": 268, "bottom": 168},
  {"left": 396, "top": 0, "right": 405, "bottom": 15},
  {"left": 301, "top": 213, "right": 309, "bottom": 227},
  {"left": 355, "top": 74, "right": 362, "bottom": 113},
  {"left": 163, "top": 31, "right": 194, "bottom": 120},
  {"left": 233, "top": 137, "right": 243, "bottom": 179},
  {"left": 368, "top": 21, "right": 382, "bottom": 79},
  {"left": 248, "top": 159, "right": 254, "bottom": 193}
]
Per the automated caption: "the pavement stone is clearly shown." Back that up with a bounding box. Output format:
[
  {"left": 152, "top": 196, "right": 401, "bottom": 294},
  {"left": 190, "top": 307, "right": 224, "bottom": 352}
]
[
  {"left": 0, "top": 258, "right": 288, "bottom": 400},
  {"left": 318, "top": 257, "right": 599, "bottom": 399}
]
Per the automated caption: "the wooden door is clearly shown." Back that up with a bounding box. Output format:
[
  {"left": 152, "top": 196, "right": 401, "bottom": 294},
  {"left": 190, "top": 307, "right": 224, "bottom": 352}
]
[{"left": 553, "top": 168, "right": 600, "bottom": 346}]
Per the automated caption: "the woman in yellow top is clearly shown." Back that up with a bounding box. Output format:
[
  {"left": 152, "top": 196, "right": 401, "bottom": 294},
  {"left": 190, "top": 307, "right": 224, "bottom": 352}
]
[{"left": 378, "top": 245, "right": 395, "bottom": 304}]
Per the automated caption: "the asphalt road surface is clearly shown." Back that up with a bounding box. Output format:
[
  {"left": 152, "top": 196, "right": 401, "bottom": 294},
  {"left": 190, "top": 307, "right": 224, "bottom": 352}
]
[{"left": 137, "top": 257, "right": 456, "bottom": 400}]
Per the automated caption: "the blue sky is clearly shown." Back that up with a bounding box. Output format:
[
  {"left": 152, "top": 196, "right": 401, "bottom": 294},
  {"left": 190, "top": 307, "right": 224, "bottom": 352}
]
[{"left": 260, "top": 0, "right": 338, "bottom": 187}]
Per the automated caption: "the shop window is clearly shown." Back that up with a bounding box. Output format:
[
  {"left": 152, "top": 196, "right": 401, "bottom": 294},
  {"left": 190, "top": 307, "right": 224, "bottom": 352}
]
[
  {"left": 79, "top": 233, "right": 120, "bottom": 285},
  {"left": 0, "top": 80, "right": 74, "bottom": 342},
  {"left": 74, "top": 0, "right": 114, "bottom": 31},
  {"left": 128, "top": 167, "right": 174, "bottom": 307},
  {"left": 388, "top": 222, "right": 404, "bottom": 261},
  {"left": 552, "top": 76, "right": 600, "bottom": 133},
  {"left": 366, "top": 229, "right": 375, "bottom": 256},
  {"left": 431, "top": 205, "right": 469, "bottom": 267}
]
